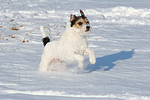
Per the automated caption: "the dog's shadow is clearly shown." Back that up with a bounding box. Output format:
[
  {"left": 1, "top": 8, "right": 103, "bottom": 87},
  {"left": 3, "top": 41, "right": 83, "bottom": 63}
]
[{"left": 85, "top": 49, "right": 134, "bottom": 73}]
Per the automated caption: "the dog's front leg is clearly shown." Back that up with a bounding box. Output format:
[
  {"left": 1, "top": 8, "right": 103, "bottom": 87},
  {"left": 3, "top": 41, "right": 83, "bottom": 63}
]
[
  {"left": 72, "top": 54, "right": 84, "bottom": 69},
  {"left": 84, "top": 48, "right": 96, "bottom": 64}
]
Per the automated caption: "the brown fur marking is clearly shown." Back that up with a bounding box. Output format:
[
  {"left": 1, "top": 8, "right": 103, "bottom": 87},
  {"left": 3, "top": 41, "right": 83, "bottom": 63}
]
[{"left": 73, "top": 18, "right": 90, "bottom": 29}]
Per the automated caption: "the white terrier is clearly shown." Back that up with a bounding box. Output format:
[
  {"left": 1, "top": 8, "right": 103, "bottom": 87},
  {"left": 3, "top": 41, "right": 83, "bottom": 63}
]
[{"left": 39, "top": 10, "right": 96, "bottom": 72}]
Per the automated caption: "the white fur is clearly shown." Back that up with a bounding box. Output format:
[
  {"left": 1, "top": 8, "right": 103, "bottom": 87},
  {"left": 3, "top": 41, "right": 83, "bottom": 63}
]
[
  {"left": 39, "top": 22, "right": 96, "bottom": 72},
  {"left": 40, "top": 25, "right": 47, "bottom": 38}
]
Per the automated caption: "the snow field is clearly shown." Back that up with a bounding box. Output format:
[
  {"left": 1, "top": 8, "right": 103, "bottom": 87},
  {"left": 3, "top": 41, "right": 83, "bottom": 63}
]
[{"left": 0, "top": 0, "right": 150, "bottom": 100}]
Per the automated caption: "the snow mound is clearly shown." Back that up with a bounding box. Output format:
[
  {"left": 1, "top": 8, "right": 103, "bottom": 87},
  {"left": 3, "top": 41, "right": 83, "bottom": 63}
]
[
  {"left": 2, "top": 90, "right": 150, "bottom": 100},
  {"left": 86, "top": 6, "right": 150, "bottom": 25}
]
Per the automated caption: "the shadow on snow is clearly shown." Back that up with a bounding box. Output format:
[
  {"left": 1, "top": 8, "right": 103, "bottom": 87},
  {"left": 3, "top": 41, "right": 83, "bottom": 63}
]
[{"left": 85, "top": 49, "right": 134, "bottom": 73}]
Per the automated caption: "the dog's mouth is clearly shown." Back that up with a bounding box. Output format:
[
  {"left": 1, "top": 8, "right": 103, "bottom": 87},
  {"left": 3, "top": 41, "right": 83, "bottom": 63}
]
[
  {"left": 85, "top": 29, "right": 91, "bottom": 32},
  {"left": 85, "top": 30, "right": 89, "bottom": 32}
]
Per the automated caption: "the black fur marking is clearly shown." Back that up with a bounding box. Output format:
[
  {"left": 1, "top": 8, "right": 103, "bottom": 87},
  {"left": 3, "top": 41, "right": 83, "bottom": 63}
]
[
  {"left": 42, "top": 37, "right": 50, "bottom": 46},
  {"left": 71, "top": 16, "right": 87, "bottom": 27},
  {"left": 71, "top": 17, "right": 80, "bottom": 27},
  {"left": 81, "top": 15, "right": 86, "bottom": 19}
]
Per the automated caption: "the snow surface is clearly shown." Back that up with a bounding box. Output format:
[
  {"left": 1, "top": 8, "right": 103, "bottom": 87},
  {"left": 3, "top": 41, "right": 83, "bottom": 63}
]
[{"left": 0, "top": 0, "right": 150, "bottom": 100}]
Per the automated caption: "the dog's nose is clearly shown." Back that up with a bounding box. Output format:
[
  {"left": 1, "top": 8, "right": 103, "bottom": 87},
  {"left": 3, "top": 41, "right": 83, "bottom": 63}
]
[{"left": 86, "top": 26, "right": 90, "bottom": 30}]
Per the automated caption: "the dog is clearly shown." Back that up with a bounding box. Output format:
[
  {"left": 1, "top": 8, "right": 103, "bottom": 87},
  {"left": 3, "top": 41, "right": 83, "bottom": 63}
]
[{"left": 39, "top": 10, "right": 96, "bottom": 72}]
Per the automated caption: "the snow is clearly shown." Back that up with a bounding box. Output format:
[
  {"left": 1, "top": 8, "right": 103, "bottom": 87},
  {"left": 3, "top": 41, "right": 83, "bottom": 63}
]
[{"left": 0, "top": 0, "right": 150, "bottom": 100}]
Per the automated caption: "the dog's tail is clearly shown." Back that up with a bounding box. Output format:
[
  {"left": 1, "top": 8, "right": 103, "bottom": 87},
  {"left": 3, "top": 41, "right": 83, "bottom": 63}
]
[{"left": 40, "top": 25, "right": 50, "bottom": 46}]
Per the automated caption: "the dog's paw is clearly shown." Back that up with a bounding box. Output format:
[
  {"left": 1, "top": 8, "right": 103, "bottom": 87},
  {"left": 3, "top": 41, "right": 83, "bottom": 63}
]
[
  {"left": 89, "top": 56, "right": 96, "bottom": 64},
  {"left": 78, "top": 62, "right": 84, "bottom": 69}
]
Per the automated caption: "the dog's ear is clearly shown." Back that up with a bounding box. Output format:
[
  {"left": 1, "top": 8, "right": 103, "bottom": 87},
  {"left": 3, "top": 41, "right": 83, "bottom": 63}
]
[
  {"left": 70, "top": 14, "right": 77, "bottom": 22},
  {"left": 80, "top": 9, "right": 85, "bottom": 17}
]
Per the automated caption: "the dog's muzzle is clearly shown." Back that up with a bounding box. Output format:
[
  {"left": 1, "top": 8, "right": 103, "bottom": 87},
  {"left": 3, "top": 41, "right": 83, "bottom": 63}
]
[{"left": 85, "top": 26, "right": 90, "bottom": 32}]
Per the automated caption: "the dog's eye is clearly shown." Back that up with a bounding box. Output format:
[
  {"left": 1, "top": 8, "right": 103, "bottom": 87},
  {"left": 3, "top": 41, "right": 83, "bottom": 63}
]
[
  {"left": 86, "top": 21, "right": 89, "bottom": 24},
  {"left": 78, "top": 22, "right": 83, "bottom": 25}
]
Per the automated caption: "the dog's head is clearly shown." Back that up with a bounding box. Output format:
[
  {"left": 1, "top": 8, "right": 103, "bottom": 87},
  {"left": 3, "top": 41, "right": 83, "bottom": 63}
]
[{"left": 70, "top": 10, "right": 91, "bottom": 35}]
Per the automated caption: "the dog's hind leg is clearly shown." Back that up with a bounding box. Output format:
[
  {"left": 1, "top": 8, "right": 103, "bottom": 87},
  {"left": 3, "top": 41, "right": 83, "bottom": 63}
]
[
  {"left": 40, "top": 25, "right": 50, "bottom": 46},
  {"left": 39, "top": 53, "right": 52, "bottom": 72}
]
